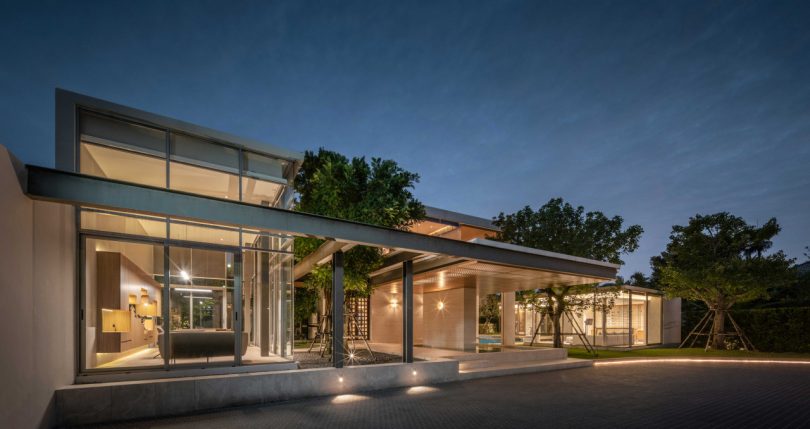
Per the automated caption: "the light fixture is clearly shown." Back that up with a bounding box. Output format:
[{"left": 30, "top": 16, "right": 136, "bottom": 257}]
[
  {"left": 390, "top": 299, "right": 398, "bottom": 307},
  {"left": 180, "top": 270, "right": 190, "bottom": 281},
  {"left": 141, "top": 294, "right": 150, "bottom": 305},
  {"left": 227, "top": 263, "right": 232, "bottom": 268},
  {"left": 412, "top": 370, "right": 417, "bottom": 376},
  {"left": 437, "top": 301, "right": 445, "bottom": 311},
  {"left": 338, "top": 376, "right": 344, "bottom": 383},
  {"left": 175, "top": 288, "right": 212, "bottom": 293}
]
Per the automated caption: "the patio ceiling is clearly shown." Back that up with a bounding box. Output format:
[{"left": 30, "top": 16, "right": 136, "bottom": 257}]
[{"left": 373, "top": 258, "right": 610, "bottom": 296}]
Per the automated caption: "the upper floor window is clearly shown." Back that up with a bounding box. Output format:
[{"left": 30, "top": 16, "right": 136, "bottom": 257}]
[{"left": 77, "top": 110, "right": 292, "bottom": 207}]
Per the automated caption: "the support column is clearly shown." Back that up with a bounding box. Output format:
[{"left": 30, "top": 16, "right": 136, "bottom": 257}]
[
  {"left": 332, "top": 251, "right": 344, "bottom": 368},
  {"left": 402, "top": 260, "right": 413, "bottom": 363},
  {"left": 502, "top": 291, "right": 515, "bottom": 346}
]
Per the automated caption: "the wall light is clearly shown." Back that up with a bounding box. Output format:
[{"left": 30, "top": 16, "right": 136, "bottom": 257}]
[
  {"left": 437, "top": 301, "right": 445, "bottom": 311},
  {"left": 390, "top": 298, "right": 399, "bottom": 307},
  {"left": 412, "top": 370, "right": 417, "bottom": 376},
  {"left": 338, "top": 376, "right": 344, "bottom": 383},
  {"left": 180, "top": 270, "right": 190, "bottom": 281}
]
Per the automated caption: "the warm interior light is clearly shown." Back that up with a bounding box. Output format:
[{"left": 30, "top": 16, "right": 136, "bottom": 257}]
[
  {"left": 141, "top": 294, "right": 149, "bottom": 305},
  {"left": 128, "top": 294, "right": 137, "bottom": 305},
  {"left": 338, "top": 376, "right": 344, "bottom": 383},
  {"left": 390, "top": 299, "right": 398, "bottom": 307},
  {"left": 437, "top": 301, "right": 445, "bottom": 310},
  {"left": 175, "top": 288, "right": 212, "bottom": 293},
  {"left": 412, "top": 370, "right": 417, "bottom": 376},
  {"left": 349, "top": 353, "right": 355, "bottom": 359},
  {"left": 180, "top": 270, "right": 190, "bottom": 281}
]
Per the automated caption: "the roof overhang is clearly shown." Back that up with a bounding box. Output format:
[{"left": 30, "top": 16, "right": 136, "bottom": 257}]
[{"left": 23, "top": 165, "right": 619, "bottom": 281}]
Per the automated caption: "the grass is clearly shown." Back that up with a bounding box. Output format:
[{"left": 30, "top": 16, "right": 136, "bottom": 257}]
[{"left": 565, "top": 347, "right": 810, "bottom": 360}]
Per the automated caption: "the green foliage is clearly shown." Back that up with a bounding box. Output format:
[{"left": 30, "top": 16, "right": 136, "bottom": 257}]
[
  {"left": 683, "top": 305, "right": 810, "bottom": 353},
  {"left": 493, "top": 198, "right": 641, "bottom": 347},
  {"left": 293, "top": 148, "right": 425, "bottom": 295},
  {"left": 492, "top": 197, "right": 643, "bottom": 265},
  {"left": 652, "top": 213, "right": 795, "bottom": 308}
]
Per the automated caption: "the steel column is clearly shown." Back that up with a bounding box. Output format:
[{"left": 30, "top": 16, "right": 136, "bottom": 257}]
[
  {"left": 402, "top": 260, "right": 414, "bottom": 363},
  {"left": 332, "top": 251, "right": 344, "bottom": 368}
]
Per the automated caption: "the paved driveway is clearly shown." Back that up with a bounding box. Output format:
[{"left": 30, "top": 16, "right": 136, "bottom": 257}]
[{"left": 92, "top": 361, "right": 810, "bottom": 428}]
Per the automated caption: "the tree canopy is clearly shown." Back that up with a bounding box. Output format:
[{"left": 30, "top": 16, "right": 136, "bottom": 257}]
[
  {"left": 294, "top": 148, "right": 426, "bottom": 296},
  {"left": 651, "top": 212, "right": 795, "bottom": 348},
  {"left": 493, "top": 198, "right": 643, "bottom": 265},
  {"left": 492, "top": 198, "right": 642, "bottom": 347}
]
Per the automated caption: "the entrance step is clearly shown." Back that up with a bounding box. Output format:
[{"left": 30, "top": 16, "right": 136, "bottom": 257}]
[
  {"left": 451, "top": 347, "right": 566, "bottom": 365},
  {"left": 458, "top": 358, "right": 592, "bottom": 381}
]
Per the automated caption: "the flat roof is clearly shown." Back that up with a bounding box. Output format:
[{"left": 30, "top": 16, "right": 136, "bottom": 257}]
[
  {"left": 424, "top": 206, "right": 497, "bottom": 231},
  {"left": 56, "top": 88, "right": 304, "bottom": 163},
  {"left": 22, "top": 164, "right": 618, "bottom": 281}
]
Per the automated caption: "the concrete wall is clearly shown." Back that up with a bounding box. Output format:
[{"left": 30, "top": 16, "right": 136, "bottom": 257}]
[
  {"left": 663, "top": 297, "right": 682, "bottom": 345},
  {"left": 56, "top": 359, "right": 459, "bottom": 426},
  {"left": 370, "top": 288, "right": 424, "bottom": 346},
  {"left": 422, "top": 288, "right": 477, "bottom": 350},
  {"left": 0, "top": 146, "right": 76, "bottom": 429}
]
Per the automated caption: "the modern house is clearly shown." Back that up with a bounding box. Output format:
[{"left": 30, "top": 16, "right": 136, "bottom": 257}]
[{"left": 0, "top": 90, "right": 679, "bottom": 428}]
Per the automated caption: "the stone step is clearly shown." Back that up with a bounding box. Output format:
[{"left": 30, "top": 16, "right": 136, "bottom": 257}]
[
  {"left": 450, "top": 347, "right": 567, "bottom": 364},
  {"left": 457, "top": 358, "right": 592, "bottom": 381}
]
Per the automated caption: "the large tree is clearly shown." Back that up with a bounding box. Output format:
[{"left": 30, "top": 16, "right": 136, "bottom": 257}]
[
  {"left": 651, "top": 213, "right": 795, "bottom": 349},
  {"left": 493, "top": 198, "right": 643, "bottom": 347},
  {"left": 294, "top": 148, "right": 425, "bottom": 298}
]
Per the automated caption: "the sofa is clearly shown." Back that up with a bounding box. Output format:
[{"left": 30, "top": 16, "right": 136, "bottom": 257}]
[{"left": 158, "top": 330, "right": 249, "bottom": 360}]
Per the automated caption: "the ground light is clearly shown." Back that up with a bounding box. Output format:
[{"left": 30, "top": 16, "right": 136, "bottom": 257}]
[
  {"left": 594, "top": 358, "right": 810, "bottom": 366},
  {"left": 331, "top": 394, "right": 369, "bottom": 404},
  {"left": 406, "top": 386, "right": 438, "bottom": 395}
]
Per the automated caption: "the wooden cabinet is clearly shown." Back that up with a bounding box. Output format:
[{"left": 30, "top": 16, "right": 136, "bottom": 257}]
[{"left": 96, "top": 252, "right": 161, "bottom": 353}]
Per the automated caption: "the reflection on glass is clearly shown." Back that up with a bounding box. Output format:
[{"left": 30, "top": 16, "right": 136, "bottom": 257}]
[
  {"left": 169, "top": 220, "right": 240, "bottom": 247},
  {"left": 242, "top": 250, "right": 294, "bottom": 364},
  {"left": 80, "top": 142, "right": 166, "bottom": 188},
  {"left": 168, "top": 247, "right": 236, "bottom": 366},
  {"left": 81, "top": 209, "right": 167, "bottom": 238},
  {"left": 83, "top": 238, "right": 164, "bottom": 370},
  {"left": 170, "top": 161, "right": 240, "bottom": 201},
  {"left": 241, "top": 176, "right": 285, "bottom": 206}
]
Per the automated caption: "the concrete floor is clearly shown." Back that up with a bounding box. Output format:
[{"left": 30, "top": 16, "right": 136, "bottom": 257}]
[{"left": 89, "top": 361, "right": 810, "bottom": 428}]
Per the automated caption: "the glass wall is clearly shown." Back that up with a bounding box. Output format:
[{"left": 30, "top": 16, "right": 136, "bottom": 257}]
[
  {"left": 647, "top": 294, "right": 663, "bottom": 344},
  {"left": 77, "top": 110, "right": 292, "bottom": 208},
  {"left": 83, "top": 237, "right": 165, "bottom": 370},
  {"left": 79, "top": 208, "right": 294, "bottom": 373},
  {"left": 513, "top": 287, "right": 665, "bottom": 348}
]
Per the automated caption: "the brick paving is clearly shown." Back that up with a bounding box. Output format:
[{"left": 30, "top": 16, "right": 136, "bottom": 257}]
[{"left": 90, "top": 361, "right": 810, "bottom": 428}]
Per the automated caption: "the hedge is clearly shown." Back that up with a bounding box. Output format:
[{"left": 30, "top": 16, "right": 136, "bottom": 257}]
[{"left": 682, "top": 307, "right": 810, "bottom": 353}]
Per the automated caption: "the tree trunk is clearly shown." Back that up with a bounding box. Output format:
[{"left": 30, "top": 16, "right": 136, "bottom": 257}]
[
  {"left": 551, "top": 294, "right": 565, "bottom": 348},
  {"left": 710, "top": 308, "right": 726, "bottom": 350}
]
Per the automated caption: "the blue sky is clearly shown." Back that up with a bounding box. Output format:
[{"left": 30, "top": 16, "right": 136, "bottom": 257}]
[{"left": 1, "top": 1, "right": 808, "bottom": 276}]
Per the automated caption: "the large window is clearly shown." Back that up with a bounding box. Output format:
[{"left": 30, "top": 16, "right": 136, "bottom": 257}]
[
  {"left": 77, "top": 110, "right": 292, "bottom": 208},
  {"left": 79, "top": 209, "right": 294, "bottom": 374}
]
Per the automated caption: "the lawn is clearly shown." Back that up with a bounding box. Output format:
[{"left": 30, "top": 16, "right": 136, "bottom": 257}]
[{"left": 565, "top": 347, "right": 810, "bottom": 360}]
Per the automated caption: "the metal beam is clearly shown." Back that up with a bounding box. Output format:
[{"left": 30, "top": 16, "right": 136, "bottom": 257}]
[
  {"left": 332, "top": 251, "right": 344, "bottom": 368},
  {"left": 293, "top": 240, "right": 347, "bottom": 280},
  {"left": 402, "top": 260, "right": 414, "bottom": 363},
  {"left": 25, "top": 166, "right": 617, "bottom": 280}
]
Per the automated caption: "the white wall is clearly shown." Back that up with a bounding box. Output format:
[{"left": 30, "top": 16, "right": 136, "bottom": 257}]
[
  {"left": 663, "top": 297, "right": 682, "bottom": 345},
  {"left": 0, "top": 146, "right": 76, "bottom": 429},
  {"left": 422, "top": 288, "right": 477, "bottom": 350}
]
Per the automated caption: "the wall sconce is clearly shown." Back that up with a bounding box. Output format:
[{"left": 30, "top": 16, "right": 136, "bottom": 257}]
[
  {"left": 390, "top": 298, "right": 399, "bottom": 307},
  {"left": 437, "top": 301, "right": 445, "bottom": 311}
]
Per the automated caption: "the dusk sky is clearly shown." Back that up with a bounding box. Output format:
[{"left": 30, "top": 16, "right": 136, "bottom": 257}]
[{"left": 1, "top": 1, "right": 808, "bottom": 276}]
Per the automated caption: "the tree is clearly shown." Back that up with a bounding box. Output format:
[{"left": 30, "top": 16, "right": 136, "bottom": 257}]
[
  {"left": 294, "top": 147, "right": 425, "bottom": 305},
  {"left": 652, "top": 213, "right": 795, "bottom": 349},
  {"left": 493, "top": 198, "right": 643, "bottom": 347},
  {"left": 627, "top": 271, "right": 650, "bottom": 287}
]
